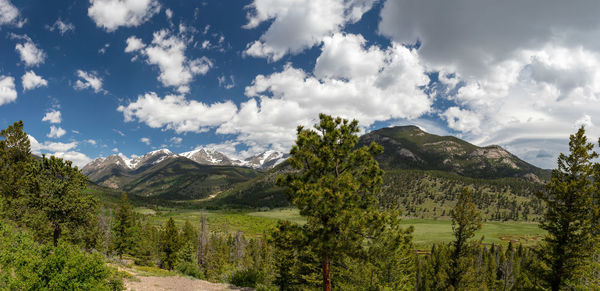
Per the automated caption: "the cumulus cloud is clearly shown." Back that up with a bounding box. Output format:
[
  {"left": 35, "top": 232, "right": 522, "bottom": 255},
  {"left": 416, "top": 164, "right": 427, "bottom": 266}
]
[
  {"left": 220, "top": 33, "right": 431, "bottom": 152},
  {"left": 377, "top": 0, "right": 600, "bottom": 168},
  {"left": 28, "top": 135, "right": 91, "bottom": 167},
  {"left": 125, "top": 36, "right": 145, "bottom": 52},
  {"left": 86, "top": 139, "right": 97, "bottom": 145},
  {"left": 0, "top": 76, "right": 17, "bottom": 106},
  {"left": 243, "top": 0, "right": 376, "bottom": 61},
  {"left": 120, "top": 33, "right": 430, "bottom": 154},
  {"left": 125, "top": 30, "right": 213, "bottom": 93},
  {"left": 0, "top": 0, "right": 24, "bottom": 27},
  {"left": 46, "top": 19, "right": 74, "bottom": 35},
  {"left": 117, "top": 92, "right": 238, "bottom": 133},
  {"left": 47, "top": 126, "right": 66, "bottom": 138},
  {"left": 88, "top": 0, "right": 161, "bottom": 32},
  {"left": 14, "top": 37, "right": 46, "bottom": 67},
  {"left": 42, "top": 109, "right": 61, "bottom": 124},
  {"left": 73, "top": 70, "right": 104, "bottom": 93},
  {"left": 140, "top": 137, "right": 150, "bottom": 145},
  {"left": 22, "top": 71, "right": 48, "bottom": 91}
]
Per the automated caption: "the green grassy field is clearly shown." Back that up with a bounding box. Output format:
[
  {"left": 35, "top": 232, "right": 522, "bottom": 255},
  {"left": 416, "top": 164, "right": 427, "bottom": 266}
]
[{"left": 137, "top": 207, "right": 545, "bottom": 248}]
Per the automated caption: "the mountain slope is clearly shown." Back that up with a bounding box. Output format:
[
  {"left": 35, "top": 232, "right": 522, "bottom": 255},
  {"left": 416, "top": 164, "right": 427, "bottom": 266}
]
[{"left": 357, "top": 125, "right": 550, "bottom": 180}]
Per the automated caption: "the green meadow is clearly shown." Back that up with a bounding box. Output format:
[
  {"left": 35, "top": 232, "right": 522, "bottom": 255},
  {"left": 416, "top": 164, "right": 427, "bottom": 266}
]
[{"left": 137, "top": 207, "right": 545, "bottom": 248}]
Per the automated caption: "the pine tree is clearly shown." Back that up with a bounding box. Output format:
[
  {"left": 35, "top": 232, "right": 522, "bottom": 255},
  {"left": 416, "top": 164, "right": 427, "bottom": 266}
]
[
  {"left": 277, "top": 114, "right": 391, "bottom": 291},
  {"left": 537, "top": 126, "right": 600, "bottom": 290},
  {"left": 112, "top": 193, "right": 135, "bottom": 259},
  {"left": 28, "top": 155, "right": 98, "bottom": 246},
  {"left": 0, "top": 121, "right": 33, "bottom": 219},
  {"left": 447, "top": 187, "right": 482, "bottom": 290},
  {"left": 160, "top": 217, "right": 180, "bottom": 270}
]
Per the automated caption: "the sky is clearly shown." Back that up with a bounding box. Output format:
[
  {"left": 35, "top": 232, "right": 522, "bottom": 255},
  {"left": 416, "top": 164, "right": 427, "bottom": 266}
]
[{"left": 1, "top": 0, "right": 600, "bottom": 169}]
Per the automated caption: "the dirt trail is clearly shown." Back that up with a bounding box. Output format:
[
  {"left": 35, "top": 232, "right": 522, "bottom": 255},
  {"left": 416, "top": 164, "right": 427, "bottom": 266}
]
[
  {"left": 118, "top": 265, "right": 252, "bottom": 291},
  {"left": 125, "top": 275, "right": 252, "bottom": 291}
]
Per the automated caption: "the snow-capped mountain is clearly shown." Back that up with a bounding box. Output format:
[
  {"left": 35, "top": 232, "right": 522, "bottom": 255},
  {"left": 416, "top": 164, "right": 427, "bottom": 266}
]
[
  {"left": 179, "top": 147, "right": 236, "bottom": 166},
  {"left": 81, "top": 148, "right": 289, "bottom": 178},
  {"left": 242, "top": 150, "right": 289, "bottom": 169}
]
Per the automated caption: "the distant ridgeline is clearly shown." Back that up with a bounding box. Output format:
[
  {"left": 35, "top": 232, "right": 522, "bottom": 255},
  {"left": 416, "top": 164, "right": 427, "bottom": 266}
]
[{"left": 84, "top": 126, "right": 549, "bottom": 221}]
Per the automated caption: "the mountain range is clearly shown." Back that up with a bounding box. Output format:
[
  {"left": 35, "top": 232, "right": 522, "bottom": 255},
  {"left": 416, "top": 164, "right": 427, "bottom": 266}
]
[{"left": 82, "top": 125, "right": 550, "bottom": 217}]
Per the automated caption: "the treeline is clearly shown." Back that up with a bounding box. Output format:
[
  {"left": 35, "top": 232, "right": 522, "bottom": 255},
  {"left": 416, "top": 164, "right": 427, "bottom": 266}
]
[
  {"left": 0, "top": 121, "right": 122, "bottom": 289},
  {"left": 380, "top": 170, "right": 545, "bottom": 221}
]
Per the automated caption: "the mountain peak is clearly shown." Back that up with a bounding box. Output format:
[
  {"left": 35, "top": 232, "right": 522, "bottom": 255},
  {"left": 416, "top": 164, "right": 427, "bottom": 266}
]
[{"left": 359, "top": 125, "right": 549, "bottom": 180}]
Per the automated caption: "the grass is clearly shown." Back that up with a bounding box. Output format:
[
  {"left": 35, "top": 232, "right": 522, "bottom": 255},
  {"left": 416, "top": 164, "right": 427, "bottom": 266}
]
[
  {"left": 136, "top": 207, "right": 546, "bottom": 248},
  {"left": 400, "top": 219, "right": 545, "bottom": 248}
]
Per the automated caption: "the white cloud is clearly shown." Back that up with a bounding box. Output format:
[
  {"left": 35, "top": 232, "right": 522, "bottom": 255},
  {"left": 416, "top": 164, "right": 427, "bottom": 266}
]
[
  {"left": 140, "top": 137, "right": 150, "bottom": 145},
  {"left": 88, "top": 0, "right": 161, "bottom": 32},
  {"left": 217, "top": 75, "right": 235, "bottom": 89},
  {"left": 51, "top": 151, "right": 93, "bottom": 168},
  {"left": 169, "top": 136, "right": 182, "bottom": 144},
  {"left": 15, "top": 37, "right": 46, "bottom": 67},
  {"left": 28, "top": 135, "right": 90, "bottom": 167},
  {"left": 119, "top": 33, "right": 431, "bottom": 155},
  {"left": 126, "top": 30, "right": 213, "bottom": 93},
  {"left": 86, "top": 139, "right": 97, "bottom": 145},
  {"left": 47, "top": 19, "right": 74, "bottom": 35},
  {"left": 0, "top": 0, "right": 23, "bottom": 26},
  {"left": 73, "top": 70, "right": 104, "bottom": 93},
  {"left": 243, "top": 0, "right": 376, "bottom": 61},
  {"left": 118, "top": 92, "right": 238, "bottom": 133},
  {"left": 113, "top": 129, "right": 125, "bottom": 136},
  {"left": 165, "top": 8, "right": 172, "bottom": 19},
  {"left": 376, "top": 0, "right": 600, "bottom": 168},
  {"left": 47, "top": 126, "right": 66, "bottom": 138},
  {"left": 112, "top": 147, "right": 119, "bottom": 152},
  {"left": 0, "top": 76, "right": 17, "bottom": 106},
  {"left": 42, "top": 109, "right": 61, "bottom": 124},
  {"left": 98, "top": 43, "right": 110, "bottom": 54},
  {"left": 22, "top": 70, "right": 48, "bottom": 91},
  {"left": 125, "top": 36, "right": 145, "bottom": 52}
]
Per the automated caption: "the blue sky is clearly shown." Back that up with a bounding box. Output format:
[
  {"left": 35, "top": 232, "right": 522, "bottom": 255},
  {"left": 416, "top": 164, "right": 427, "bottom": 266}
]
[{"left": 1, "top": 0, "right": 600, "bottom": 168}]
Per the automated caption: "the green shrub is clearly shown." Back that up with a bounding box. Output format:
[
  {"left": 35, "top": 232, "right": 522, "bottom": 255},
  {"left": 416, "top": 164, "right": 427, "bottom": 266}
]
[
  {"left": 0, "top": 220, "right": 123, "bottom": 290},
  {"left": 229, "top": 268, "right": 263, "bottom": 288}
]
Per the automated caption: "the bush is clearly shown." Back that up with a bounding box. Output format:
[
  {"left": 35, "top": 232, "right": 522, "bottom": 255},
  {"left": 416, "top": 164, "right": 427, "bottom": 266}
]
[
  {"left": 229, "top": 268, "right": 263, "bottom": 288},
  {"left": 0, "top": 220, "right": 123, "bottom": 290},
  {"left": 175, "top": 261, "right": 204, "bottom": 279}
]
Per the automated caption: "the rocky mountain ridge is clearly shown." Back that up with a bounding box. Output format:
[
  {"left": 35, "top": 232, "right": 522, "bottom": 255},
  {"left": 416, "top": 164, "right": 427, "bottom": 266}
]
[{"left": 82, "top": 147, "right": 288, "bottom": 177}]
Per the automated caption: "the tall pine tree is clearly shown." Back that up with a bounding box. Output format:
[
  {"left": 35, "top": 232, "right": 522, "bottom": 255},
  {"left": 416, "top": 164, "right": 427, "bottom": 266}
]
[
  {"left": 0, "top": 121, "right": 33, "bottom": 219},
  {"left": 447, "top": 187, "right": 482, "bottom": 290},
  {"left": 112, "top": 192, "right": 135, "bottom": 259},
  {"left": 537, "top": 126, "right": 600, "bottom": 290},
  {"left": 160, "top": 217, "right": 180, "bottom": 270},
  {"left": 278, "top": 114, "right": 396, "bottom": 291}
]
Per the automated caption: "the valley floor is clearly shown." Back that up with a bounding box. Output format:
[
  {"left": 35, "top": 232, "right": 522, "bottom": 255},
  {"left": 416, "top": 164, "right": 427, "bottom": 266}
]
[{"left": 136, "top": 207, "right": 545, "bottom": 248}]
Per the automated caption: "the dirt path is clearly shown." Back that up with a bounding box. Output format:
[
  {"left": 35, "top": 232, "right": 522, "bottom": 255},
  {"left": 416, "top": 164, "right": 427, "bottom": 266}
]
[
  {"left": 125, "top": 275, "right": 252, "bottom": 291},
  {"left": 118, "top": 265, "right": 253, "bottom": 291}
]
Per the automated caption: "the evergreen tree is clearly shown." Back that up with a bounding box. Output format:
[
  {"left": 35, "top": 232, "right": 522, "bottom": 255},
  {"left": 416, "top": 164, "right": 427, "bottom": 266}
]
[
  {"left": 537, "top": 126, "right": 600, "bottom": 290},
  {"left": 447, "top": 187, "right": 482, "bottom": 290},
  {"left": 112, "top": 193, "right": 135, "bottom": 259},
  {"left": 181, "top": 220, "right": 198, "bottom": 249},
  {"left": 160, "top": 217, "right": 180, "bottom": 270},
  {"left": 0, "top": 121, "right": 33, "bottom": 219},
  {"left": 27, "top": 155, "right": 98, "bottom": 246},
  {"left": 278, "top": 114, "right": 394, "bottom": 291}
]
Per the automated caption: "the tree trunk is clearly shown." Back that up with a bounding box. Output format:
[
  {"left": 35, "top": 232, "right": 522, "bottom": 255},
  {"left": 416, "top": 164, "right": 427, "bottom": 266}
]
[
  {"left": 322, "top": 255, "right": 331, "bottom": 291},
  {"left": 53, "top": 224, "right": 61, "bottom": 247}
]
